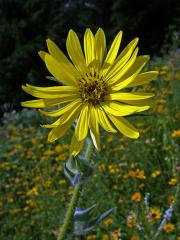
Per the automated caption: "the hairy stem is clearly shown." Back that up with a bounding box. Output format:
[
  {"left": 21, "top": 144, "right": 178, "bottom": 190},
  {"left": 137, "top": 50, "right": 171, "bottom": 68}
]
[{"left": 57, "top": 139, "right": 93, "bottom": 240}]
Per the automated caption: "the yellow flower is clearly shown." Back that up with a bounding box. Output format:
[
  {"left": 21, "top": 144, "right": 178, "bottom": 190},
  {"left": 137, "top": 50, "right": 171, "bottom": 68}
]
[
  {"left": 127, "top": 212, "right": 136, "bottom": 228},
  {"left": 7, "top": 196, "right": 14, "bottom": 203},
  {"left": 130, "top": 235, "right": 138, "bottom": 240},
  {"left": 168, "top": 195, "right": 175, "bottom": 204},
  {"left": 101, "top": 234, "right": 109, "bottom": 240},
  {"left": 43, "top": 179, "right": 52, "bottom": 187},
  {"left": 151, "top": 170, "right": 161, "bottom": 178},
  {"left": 131, "top": 192, "right": 142, "bottom": 202},
  {"left": 171, "top": 129, "right": 180, "bottom": 138},
  {"left": 168, "top": 177, "right": 177, "bottom": 186},
  {"left": 111, "top": 228, "right": 121, "bottom": 240},
  {"left": 58, "top": 179, "right": 66, "bottom": 185},
  {"left": 26, "top": 199, "right": 35, "bottom": 207},
  {"left": 87, "top": 235, "right": 96, "bottom": 240},
  {"left": 163, "top": 223, "right": 175, "bottom": 233},
  {"left": 10, "top": 208, "right": 21, "bottom": 215},
  {"left": 21, "top": 28, "right": 158, "bottom": 156},
  {"left": 26, "top": 186, "right": 39, "bottom": 196},
  {"left": 104, "top": 217, "right": 113, "bottom": 227},
  {"left": 54, "top": 145, "right": 62, "bottom": 152},
  {"left": 148, "top": 208, "right": 161, "bottom": 222}
]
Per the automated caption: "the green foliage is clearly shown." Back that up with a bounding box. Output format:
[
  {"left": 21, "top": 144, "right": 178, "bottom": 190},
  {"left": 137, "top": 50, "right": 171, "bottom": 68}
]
[{"left": 0, "top": 51, "right": 180, "bottom": 239}]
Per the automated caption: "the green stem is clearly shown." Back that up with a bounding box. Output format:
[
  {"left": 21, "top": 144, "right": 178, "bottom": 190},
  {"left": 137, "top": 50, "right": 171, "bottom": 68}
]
[{"left": 57, "top": 139, "right": 94, "bottom": 240}]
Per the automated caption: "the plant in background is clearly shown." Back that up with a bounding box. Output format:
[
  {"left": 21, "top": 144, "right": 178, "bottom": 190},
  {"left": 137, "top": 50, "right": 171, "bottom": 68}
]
[{"left": 21, "top": 28, "right": 158, "bottom": 239}]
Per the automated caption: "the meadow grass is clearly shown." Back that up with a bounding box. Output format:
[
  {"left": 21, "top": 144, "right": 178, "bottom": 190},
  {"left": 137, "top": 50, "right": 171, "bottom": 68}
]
[{"left": 0, "top": 51, "right": 179, "bottom": 240}]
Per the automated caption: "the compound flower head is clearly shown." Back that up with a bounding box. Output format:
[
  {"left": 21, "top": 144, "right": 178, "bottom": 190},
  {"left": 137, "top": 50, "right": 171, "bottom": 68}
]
[{"left": 21, "top": 28, "right": 158, "bottom": 156}]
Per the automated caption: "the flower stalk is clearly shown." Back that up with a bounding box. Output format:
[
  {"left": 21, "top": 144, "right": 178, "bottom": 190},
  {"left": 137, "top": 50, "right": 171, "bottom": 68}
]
[{"left": 58, "top": 139, "right": 94, "bottom": 240}]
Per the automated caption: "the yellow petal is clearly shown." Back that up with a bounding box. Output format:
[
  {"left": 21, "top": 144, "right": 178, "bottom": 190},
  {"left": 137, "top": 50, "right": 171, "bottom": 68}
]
[
  {"left": 89, "top": 106, "right": 99, "bottom": 134},
  {"left": 127, "top": 71, "right": 159, "bottom": 87},
  {"left": 101, "top": 31, "right": 123, "bottom": 75},
  {"left": 95, "top": 28, "right": 106, "bottom": 67},
  {"left": 21, "top": 98, "right": 72, "bottom": 108},
  {"left": 70, "top": 134, "right": 86, "bottom": 156},
  {"left": 107, "top": 92, "right": 154, "bottom": 101},
  {"left": 66, "top": 29, "right": 87, "bottom": 73},
  {"left": 46, "top": 39, "right": 80, "bottom": 78},
  {"left": 108, "top": 115, "right": 139, "bottom": 139},
  {"left": 25, "top": 84, "right": 77, "bottom": 93},
  {"left": 22, "top": 85, "right": 78, "bottom": 99},
  {"left": 38, "top": 51, "right": 46, "bottom": 61},
  {"left": 45, "top": 54, "right": 76, "bottom": 86},
  {"left": 75, "top": 105, "right": 89, "bottom": 141},
  {"left": 102, "top": 101, "right": 150, "bottom": 116},
  {"left": 96, "top": 107, "right": 117, "bottom": 132},
  {"left": 84, "top": 29, "right": 95, "bottom": 66},
  {"left": 107, "top": 48, "right": 139, "bottom": 85},
  {"left": 42, "top": 103, "right": 83, "bottom": 128},
  {"left": 110, "top": 56, "right": 150, "bottom": 91},
  {"left": 102, "top": 37, "right": 139, "bottom": 78},
  {"left": 48, "top": 111, "right": 77, "bottom": 142},
  {"left": 39, "top": 98, "right": 82, "bottom": 117},
  {"left": 89, "top": 106, "right": 100, "bottom": 150},
  {"left": 90, "top": 129, "right": 100, "bottom": 150},
  {"left": 120, "top": 55, "right": 150, "bottom": 80},
  {"left": 119, "top": 99, "right": 155, "bottom": 108}
]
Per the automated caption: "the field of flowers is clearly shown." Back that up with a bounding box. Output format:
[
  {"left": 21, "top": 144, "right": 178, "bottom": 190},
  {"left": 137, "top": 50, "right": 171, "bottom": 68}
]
[{"left": 0, "top": 50, "right": 180, "bottom": 240}]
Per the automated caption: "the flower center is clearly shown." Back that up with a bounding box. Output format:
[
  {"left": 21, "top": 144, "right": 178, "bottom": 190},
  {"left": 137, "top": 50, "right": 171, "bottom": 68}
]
[{"left": 78, "top": 71, "right": 108, "bottom": 105}]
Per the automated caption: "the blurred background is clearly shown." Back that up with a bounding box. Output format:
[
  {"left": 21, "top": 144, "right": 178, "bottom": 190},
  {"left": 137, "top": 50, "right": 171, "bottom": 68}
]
[{"left": 0, "top": 0, "right": 179, "bottom": 114}]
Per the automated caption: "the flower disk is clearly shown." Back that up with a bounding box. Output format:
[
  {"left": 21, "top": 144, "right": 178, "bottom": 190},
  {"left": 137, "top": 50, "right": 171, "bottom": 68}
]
[
  {"left": 78, "top": 72, "right": 107, "bottom": 104},
  {"left": 21, "top": 28, "right": 158, "bottom": 156}
]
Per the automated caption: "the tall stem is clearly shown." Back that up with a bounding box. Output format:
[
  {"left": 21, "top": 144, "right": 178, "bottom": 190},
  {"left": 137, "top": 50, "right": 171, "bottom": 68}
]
[{"left": 57, "top": 139, "right": 93, "bottom": 240}]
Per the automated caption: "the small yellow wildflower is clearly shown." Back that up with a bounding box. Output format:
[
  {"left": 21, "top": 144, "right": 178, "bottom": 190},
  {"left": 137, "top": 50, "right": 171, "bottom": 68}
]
[
  {"left": 40, "top": 156, "right": 46, "bottom": 161},
  {"left": 168, "top": 177, "right": 177, "bottom": 186},
  {"left": 130, "top": 162, "right": 138, "bottom": 168},
  {"left": 54, "top": 145, "right": 62, "bottom": 152},
  {"left": 163, "top": 223, "right": 175, "bottom": 233},
  {"left": 31, "top": 138, "right": 37, "bottom": 144},
  {"left": 107, "top": 135, "right": 114, "bottom": 143},
  {"left": 44, "top": 149, "right": 54, "bottom": 156},
  {"left": 130, "top": 235, "right": 138, "bottom": 240},
  {"left": 26, "top": 199, "right": 35, "bottom": 207},
  {"left": 98, "top": 163, "right": 105, "bottom": 171},
  {"left": 43, "top": 179, "right": 52, "bottom": 187},
  {"left": 157, "top": 99, "right": 166, "bottom": 104},
  {"left": 112, "top": 185, "right": 118, "bottom": 190},
  {"left": 58, "top": 179, "right": 66, "bottom": 185},
  {"left": 10, "top": 208, "right": 21, "bottom": 215},
  {"left": 151, "top": 170, "right": 161, "bottom": 178},
  {"left": 131, "top": 192, "right": 142, "bottom": 202},
  {"left": 87, "top": 235, "right": 96, "bottom": 240},
  {"left": 7, "top": 196, "right": 14, "bottom": 203},
  {"left": 138, "top": 183, "right": 145, "bottom": 189},
  {"left": 127, "top": 212, "right": 136, "bottom": 228},
  {"left": 26, "top": 186, "right": 39, "bottom": 196},
  {"left": 168, "top": 195, "right": 175, "bottom": 204},
  {"left": 148, "top": 208, "right": 161, "bottom": 222},
  {"left": 171, "top": 129, "right": 180, "bottom": 138},
  {"left": 111, "top": 228, "right": 121, "bottom": 240},
  {"left": 108, "top": 165, "right": 120, "bottom": 174},
  {"left": 133, "top": 169, "right": 146, "bottom": 179},
  {"left": 23, "top": 206, "right": 30, "bottom": 212},
  {"left": 104, "top": 217, "right": 113, "bottom": 227},
  {"left": 101, "top": 234, "right": 109, "bottom": 240}
]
